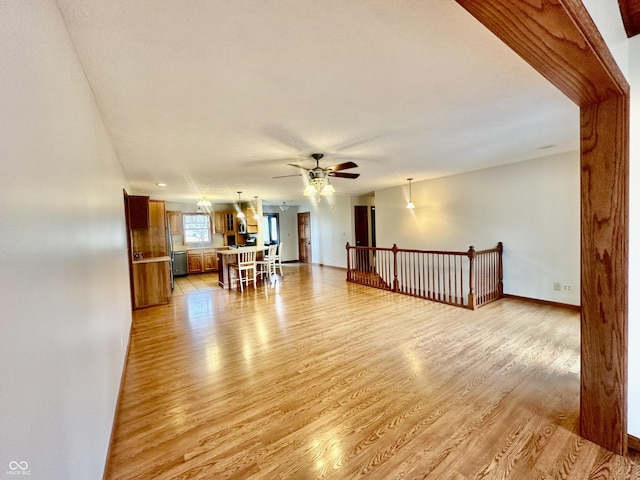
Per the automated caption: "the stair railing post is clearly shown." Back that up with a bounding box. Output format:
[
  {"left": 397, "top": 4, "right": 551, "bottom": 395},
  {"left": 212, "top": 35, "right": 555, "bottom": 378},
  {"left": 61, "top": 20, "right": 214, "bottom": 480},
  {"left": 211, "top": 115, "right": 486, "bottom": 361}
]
[
  {"left": 497, "top": 242, "right": 503, "bottom": 297},
  {"left": 346, "top": 243, "right": 351, "bottom": 282},
  {"left": 467, "top": 246, "right": 476, "bottom": 310},
  {"left": 392, "top": 244, "right": 399, "bottom": 292}
]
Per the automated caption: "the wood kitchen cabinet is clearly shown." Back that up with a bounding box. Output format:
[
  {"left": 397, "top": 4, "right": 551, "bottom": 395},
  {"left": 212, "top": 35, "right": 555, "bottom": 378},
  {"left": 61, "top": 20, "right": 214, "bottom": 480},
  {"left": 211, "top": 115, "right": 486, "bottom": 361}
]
[
  {"left": 188, "top": 251, "right": 204, "bottom": 273},
  {"left": 214, "top": 212, "right": 225, "bottom": 234},
  {"left": 132, "top": 259, "right": 171, "bottom": 309},
  {"left": 245, "top": 209, "right": 259, "bottom": 234},
  {"left": 131, "top": 200, "right": 167, "bottom": 258},
  {"left": 203, "top": 250, "right": 218, "bottom": 271},
  {"left": 128, "top": 195, "right": 150, "bottom": 229},
  {"left": 166, "top": 210, "right": 182, "bottom": 235},
  {"left": 188, "top": 249, "right": 218, "bottom": 273}
]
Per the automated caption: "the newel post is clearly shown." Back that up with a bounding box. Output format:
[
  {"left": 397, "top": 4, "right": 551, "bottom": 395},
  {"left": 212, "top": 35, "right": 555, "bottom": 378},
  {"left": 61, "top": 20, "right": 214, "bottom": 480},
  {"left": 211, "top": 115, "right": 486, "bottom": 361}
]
[
  {"left": 392, "top": 244, "right": 399, "bottom": 292},
  {"left": 497, "top": 242, "right": 504, "bottom": 297},
  {"left": 346, "top": 243, "right": 351, "bottom": 282},
  {"left": 467, "top": 246, "right": 477, "bottom": 310}
]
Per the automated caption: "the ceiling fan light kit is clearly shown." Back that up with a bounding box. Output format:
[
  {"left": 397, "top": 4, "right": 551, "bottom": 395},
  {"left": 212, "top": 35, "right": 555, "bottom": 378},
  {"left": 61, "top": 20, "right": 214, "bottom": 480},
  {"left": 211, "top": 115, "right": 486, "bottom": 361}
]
[{"left": 275, "top": 153, "right": 360, "bottom": 198}]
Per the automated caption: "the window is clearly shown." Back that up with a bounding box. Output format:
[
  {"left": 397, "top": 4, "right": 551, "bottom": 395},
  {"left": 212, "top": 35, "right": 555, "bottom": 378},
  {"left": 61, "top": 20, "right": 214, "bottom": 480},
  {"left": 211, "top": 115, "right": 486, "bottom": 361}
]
[
  {"left": 183, "top": 213, "right": 211, "bottom": 244},
  {"left": 263, "top": 213, "right": 279, "bottom": 245}
]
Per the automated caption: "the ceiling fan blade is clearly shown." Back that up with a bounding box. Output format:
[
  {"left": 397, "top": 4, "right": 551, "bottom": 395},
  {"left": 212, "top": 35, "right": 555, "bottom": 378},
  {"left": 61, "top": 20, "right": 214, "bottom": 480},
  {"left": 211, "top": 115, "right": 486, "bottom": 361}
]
[
  {"left": 327, "top": 161, "right": 358, "bottom": 172},
  {"left": 272, "top": 173, "right": 303, "bottom": 179},
  {"left": 287, "top": 163, "right": 310, "bottom": 171},
  {"left": 329, "top": 172, "right": 360, "bottom": 179}
]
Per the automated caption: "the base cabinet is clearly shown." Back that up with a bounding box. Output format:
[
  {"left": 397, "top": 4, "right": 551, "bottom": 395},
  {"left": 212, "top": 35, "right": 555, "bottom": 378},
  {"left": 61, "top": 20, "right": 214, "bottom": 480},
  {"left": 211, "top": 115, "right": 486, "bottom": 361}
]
[
  {"left": 203, "top": 251, "right": 217, "bottom": 271},
  {"left": 132, "top": 260, "right": 170, "bottom": 309},
  {"left": 188, "top": 251, "right": 203, "bottom": 273},
  {"left": 188, "top": 249, "right": 218, "bottom": 273}
]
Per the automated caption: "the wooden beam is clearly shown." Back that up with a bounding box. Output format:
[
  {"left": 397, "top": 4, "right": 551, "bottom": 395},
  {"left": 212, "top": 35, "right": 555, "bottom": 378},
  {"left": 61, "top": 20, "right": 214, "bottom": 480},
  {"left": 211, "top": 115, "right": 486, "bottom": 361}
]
[
  {"left": 455, "top": 0, "right": 629, "bottom": 455},
  {"left": 454, "top": 0, "right": 628, "bottom": 105},
  {"left": 580, "top": 95, "right": 629, "bottom": 454},
  {"left": 619, "top": 0, "right": 640, "bottom": 38}
]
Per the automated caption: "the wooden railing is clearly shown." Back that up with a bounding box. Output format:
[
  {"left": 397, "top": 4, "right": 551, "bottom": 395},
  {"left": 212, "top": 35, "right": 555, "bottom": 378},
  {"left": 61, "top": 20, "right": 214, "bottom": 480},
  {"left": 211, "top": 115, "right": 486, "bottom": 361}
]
[{"left": 346, "top": 242, "right": 503, "bottom": 310}]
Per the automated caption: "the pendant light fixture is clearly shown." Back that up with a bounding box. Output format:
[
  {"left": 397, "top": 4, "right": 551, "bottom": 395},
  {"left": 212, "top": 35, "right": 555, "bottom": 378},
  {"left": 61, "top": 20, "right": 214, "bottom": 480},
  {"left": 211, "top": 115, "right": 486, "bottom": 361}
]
[
  {"left": 236, "top": 191, "right": 245, "bottom": 218},
  {"left": 197, "top": 196, "right": 212, "bottom": 207},
  {"left": 406, "top": 178, "right": 415, "bottom": 209}
]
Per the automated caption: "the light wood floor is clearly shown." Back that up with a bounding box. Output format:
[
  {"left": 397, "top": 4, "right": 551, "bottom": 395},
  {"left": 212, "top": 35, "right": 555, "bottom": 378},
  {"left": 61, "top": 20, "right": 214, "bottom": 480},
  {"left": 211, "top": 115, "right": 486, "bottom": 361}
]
[{"left": 106, "top": 264, "right": 639, "bottom": 479}]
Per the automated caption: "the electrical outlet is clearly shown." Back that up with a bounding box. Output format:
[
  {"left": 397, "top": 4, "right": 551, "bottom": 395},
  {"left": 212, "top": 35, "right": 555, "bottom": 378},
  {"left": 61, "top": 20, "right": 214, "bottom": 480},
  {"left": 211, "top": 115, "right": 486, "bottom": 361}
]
[
  {"left": 554, "top": 282, "right": 561, "bottom": 291},
  {"left": 563, "top": 284, "right": 572, "bottom": 291}
]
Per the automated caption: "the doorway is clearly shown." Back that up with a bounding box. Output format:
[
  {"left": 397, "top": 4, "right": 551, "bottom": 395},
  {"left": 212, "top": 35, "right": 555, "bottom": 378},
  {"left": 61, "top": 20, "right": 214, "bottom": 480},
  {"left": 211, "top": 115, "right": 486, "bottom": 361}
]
[
  {"left": 354, "top": 206, "right": 370, "bottom": 271},
  {"left": 297, "top": 212, "right": 311, "bottom": 263}
]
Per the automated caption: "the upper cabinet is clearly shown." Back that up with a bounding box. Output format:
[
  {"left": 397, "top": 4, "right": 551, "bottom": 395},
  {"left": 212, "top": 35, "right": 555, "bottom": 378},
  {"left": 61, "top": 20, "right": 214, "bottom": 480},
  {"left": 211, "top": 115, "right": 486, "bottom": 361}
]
[
  {"left": 214, "top": 212, "right": 225, "bottom": 234},
  {"left": 128, "top": 195, "right": 150, "bottom": 229},
  {"left": 245, "top": 209, "right": 259, "bottom": 233},
  {"left": 166, "top": 210, "right": 182, "bottom": 235},
  {"left": 131, "top": 200, "right": 167, "bottom": 258}
]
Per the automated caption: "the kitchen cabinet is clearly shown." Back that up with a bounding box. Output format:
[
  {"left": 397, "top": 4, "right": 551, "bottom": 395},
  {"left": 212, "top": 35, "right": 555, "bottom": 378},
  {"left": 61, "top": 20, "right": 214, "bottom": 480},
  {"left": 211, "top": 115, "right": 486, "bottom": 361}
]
[
  {"left": 225, "top": 212, "right": 236, "bottom": 234},
  {"left": 128, "top": 195, "right": 150, "bottom": 229},
  {"left": 203, "top": 250, "right": 218, "bottom": 271},
  {"left": 167, "top": 210, "right": 182, "bottom": 235},
  {"left": 132, "top": 258, "right": 171, "bottom": 309},
  {"left": 188, "top": 250, "right": 204, "bottom": 273},
  {"left": 245, "top": 209, "right": 259, "bottom": 234},
  {"left": 214, "top": 212, "right": 225, "bottom": 234},
  {"left": 188, "top": 248, "right": 218, "bottom": 273},
  {"left": 131, "top": 200, "right": 167, "bottom": 258}
]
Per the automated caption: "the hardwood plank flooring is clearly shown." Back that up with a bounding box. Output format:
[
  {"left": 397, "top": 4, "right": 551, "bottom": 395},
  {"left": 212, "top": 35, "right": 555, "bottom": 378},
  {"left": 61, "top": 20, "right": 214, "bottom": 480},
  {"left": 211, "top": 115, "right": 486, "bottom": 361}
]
[{"left": 106, "top": 264, "right": 639, "bottom": 479}]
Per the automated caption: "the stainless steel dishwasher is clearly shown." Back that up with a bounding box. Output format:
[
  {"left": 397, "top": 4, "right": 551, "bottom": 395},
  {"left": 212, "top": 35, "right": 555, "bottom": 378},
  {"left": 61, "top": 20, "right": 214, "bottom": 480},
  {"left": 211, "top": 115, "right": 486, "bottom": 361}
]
[{"left": 172, "top": 251, "right": 188, "bottom": 277}]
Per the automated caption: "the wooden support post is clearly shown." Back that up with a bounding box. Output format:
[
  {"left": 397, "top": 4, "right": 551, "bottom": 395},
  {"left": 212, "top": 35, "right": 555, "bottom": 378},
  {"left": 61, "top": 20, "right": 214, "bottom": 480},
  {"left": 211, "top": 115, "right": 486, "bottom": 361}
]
[
  {"left": 467, "top": 246, "right": 476, "bottom": 310},
  {"left": 345, "top": 243, "right": 351, "bottom": 282},
  {"left": 392, "top": 244, "right": 399, "bottom": 292},
  {"left": 497, "top": 242, "right": 504, "bottom": 297}
]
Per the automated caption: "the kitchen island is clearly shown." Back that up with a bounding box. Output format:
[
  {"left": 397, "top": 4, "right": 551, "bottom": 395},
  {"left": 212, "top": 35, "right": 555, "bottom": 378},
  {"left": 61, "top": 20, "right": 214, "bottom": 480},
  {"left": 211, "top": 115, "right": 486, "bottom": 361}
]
[{"left": 217, "top": 247, "right": 261, "bottom": 289}]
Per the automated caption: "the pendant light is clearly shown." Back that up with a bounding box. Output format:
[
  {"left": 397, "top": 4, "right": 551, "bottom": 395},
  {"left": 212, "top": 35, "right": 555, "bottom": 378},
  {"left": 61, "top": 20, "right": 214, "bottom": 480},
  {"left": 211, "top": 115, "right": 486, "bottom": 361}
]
[
  {"left": 237, "top": 191, "right": 245, "bottom": 218},
  {"left": 406, "top": 178, "right": 415, "bottom": 209},
  {"left": 197, "top": 196, "right": 212, "bottom": 207}
]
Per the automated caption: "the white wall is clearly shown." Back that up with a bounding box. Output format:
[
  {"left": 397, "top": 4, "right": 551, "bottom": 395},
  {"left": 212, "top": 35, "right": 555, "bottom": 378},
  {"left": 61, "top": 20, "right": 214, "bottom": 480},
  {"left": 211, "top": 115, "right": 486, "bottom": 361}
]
[
  {"left": 583, "top": 0, "right": 640, "bottom": 442},
  {"left": 375, "top": 153, "right": 580, "bottom": 305},
  {"left": 299, "top": 196, "right": 353, "bottom": 268},
  {"left": 0, "top": 2, "right": 131, "bottom": 478},
  {"left": 262, "top": 205, "right": 299, "bottom": 262}
]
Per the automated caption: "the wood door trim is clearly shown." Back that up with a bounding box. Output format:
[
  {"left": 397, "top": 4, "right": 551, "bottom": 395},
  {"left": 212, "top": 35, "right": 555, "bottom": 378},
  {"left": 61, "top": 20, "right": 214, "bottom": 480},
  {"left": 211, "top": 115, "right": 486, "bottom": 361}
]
[
  {"left": 455, "top": 0, "right": 629, "bottom": 454},
  {"left": 619, "top": 0, "right": 640, "bottom": 37}
]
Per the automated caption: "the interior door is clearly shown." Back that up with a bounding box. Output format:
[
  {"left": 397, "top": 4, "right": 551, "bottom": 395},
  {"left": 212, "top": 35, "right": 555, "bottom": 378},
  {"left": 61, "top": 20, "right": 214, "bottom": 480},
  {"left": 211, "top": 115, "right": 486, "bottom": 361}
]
[
  {"left": 354, "top": 206, "right": 369, "bottom": 247},
  {"left": 354, "top": 206, "right": 370, "bottom": 270},
  {"left": 297, "top": 212, "right": 311, "bottom": 263}
]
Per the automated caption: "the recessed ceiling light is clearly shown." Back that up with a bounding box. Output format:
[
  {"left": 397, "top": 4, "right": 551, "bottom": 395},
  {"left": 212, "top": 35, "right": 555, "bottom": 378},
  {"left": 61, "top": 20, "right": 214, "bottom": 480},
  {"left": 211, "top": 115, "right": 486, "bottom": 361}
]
[{"left": 156, "top": 183, "right": 167, "bottom": 187}]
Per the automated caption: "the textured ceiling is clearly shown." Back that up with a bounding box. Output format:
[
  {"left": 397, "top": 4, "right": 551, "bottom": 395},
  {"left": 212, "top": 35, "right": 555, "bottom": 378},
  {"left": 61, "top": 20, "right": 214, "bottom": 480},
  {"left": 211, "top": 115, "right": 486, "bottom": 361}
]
[{"left": 57, "top": 0, "right": 578, "bottom": 205}]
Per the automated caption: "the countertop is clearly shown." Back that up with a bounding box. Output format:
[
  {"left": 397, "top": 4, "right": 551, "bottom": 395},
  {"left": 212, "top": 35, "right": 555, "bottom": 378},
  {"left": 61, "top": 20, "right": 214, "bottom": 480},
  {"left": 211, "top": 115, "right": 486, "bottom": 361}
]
[
  {"left": 174, "top": 245, "right": 226, "bottom": 252},
  {"left": 133, "top": 256, "right": 171, "bottom": 264},
  {"left": 217, "top": 246, "right": 261, "bottom": 255}
]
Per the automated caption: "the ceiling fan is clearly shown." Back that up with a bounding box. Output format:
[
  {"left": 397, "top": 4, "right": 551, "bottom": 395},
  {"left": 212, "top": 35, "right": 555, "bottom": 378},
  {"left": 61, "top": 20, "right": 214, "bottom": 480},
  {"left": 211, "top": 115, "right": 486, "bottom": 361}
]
[{"left": 273, "top": 153, "right": 360, "bottom": 180}]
